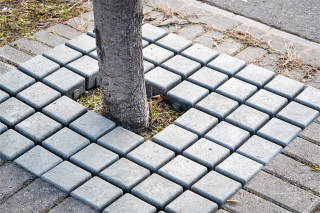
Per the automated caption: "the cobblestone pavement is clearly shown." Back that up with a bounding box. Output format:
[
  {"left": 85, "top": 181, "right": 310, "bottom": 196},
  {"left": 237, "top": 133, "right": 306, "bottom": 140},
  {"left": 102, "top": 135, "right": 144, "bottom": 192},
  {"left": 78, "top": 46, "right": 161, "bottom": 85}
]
[{"left": 0, "top": 0, "right": 320, "bottom": 212}]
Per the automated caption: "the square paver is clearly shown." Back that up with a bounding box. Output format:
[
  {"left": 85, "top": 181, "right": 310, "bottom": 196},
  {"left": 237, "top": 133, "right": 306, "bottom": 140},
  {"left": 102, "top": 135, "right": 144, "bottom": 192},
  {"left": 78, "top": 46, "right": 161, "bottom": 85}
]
[
  {"left": 276, "top": 101, "right": 319, "bottom": 129},
  {"left": 42, "top": 67, "right": 85, "bottom": 100},
  {"left": 42, "top": 127, "right": 90, "bottom": 160},
  {"left": 181, "top": 43, "right": 219, "bottom": 66},
  {"left": 155, "top": 33, "right": 193, "bottom": 54},
  {"left": 131, "top": 174, "right": 183, "bottom": 211},
  {"left": 0, "top": 122, "right": 7, "bottom": 135},
  {"left": 100, "top": 158, "right": 149, "bottom": 193},
  {"left": 142, "top": 24, "right": 168, "bottom": 43},
  {"left": 204, "top": 121, "right": 250, "bottom": 152},
  {"left": 43, "top": 44, "right": 83, "bottom": 67},
  {"left": 97, "top": 126, "right": 144, "bottom": 157},
  {"left": 145, "top": 67, "right": 181, "bottom": 96},
  {"left": 299, "top": 122, "right": 320, "bottom": 145},
  {"left": 195, "top": 92, "right": 239, "bottom": 121},
  {"left": 15, "top": 112, "right": 62, "bottom": 144},
  {"left": 0, "top": 69, "right": 35, "bottom": 96},
  {"left": 225, "top": 105, "right": 270, "bottom": 135},
  {"left": 18, "top": 55, "right": 60, "bottom": 81},
  {"left": 65, "top": 34, "right": 96, "bottom": 55},
  {"left": 88, "top": 50, "right": 97, "bottom": 60},
  {"left": 71, "top": 177, "right": 122, "bottom": 211},
  {"left": 215, "top": 153, "right": 263, "bottom": 186},
  {"left": 295, "top": 86, "right": 320, "bottom": 111},
  {"left": 16, "top": 82, "right": 61, "bottom": 112},
  {"left": 69, "top": 111, "right": 115, "bottom": 143},
  {"left": 87, "top": 30, "right": 95, "bottom": 38},
  {"left": 235, "top": 47, "right": 268, "bottom": 63},
  {"left": 126, "top": 140, "right": 175, "bottom": 173},
  {"left": 167, "top": 81, "right": 209, "bottom": 111},
  {"left": 245, "top": 89, "right": 288, "bottom": 117},
  {"left": 152, "top": 124, "right": 198, "bottom": 155},
  {"left": 183, "top": 138, "right": 230, "bottom": 170},
  {"left": 207, "top": 54, "right": 246, "bottom": 77},
  {"left": 142, "top": 39, "right": 149, "bottom": 48},
  {"left": 41, "top": 161, "right": 91, "bottom": 193},
  {"left": 0, "top": 97, "right": 35, "bottom": 128},
  {"left": 0, "top": 129, "right": 34, "bottom": 161},
  {"left": 216, "top": 78, "right": 258, "bottom": 104},
  {"left": 144, "top": 60, "right": 155, "bottom": 73},
  {"left": 14, "top": 145, "right": 62, "bottom": 176},
  {"left": 0, "top": 90, "right": 9, "bottom": 104},
  {"left": 66, "top": 56, "right": 99, "bottom": 89},
  {"left": 264, "top": 75, "right": 305, "bottom": 101},
  {"left": 143, "top": 44, "right": 174, "bottom": 66},
  {"left": 191, "top": 171, "right": 242, "bottom": 208}
]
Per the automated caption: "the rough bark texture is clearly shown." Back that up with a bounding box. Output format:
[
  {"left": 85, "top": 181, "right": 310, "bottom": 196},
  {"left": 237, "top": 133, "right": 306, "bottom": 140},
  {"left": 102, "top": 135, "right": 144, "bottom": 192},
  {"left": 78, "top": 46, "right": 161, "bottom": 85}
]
[{"left": 93, "top": 0, "right": 149, "bottom": 132}]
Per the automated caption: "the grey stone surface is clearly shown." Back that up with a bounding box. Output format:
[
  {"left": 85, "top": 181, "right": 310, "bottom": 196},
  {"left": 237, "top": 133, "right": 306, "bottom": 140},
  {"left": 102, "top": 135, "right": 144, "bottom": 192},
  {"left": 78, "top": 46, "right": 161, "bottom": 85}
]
[
  {"left": 42, "top": 67, "right": 85, "bottom": 99},
  {"left": 66, "top": 34, "right": 96, "bottom": 55},
  {"left": 191, "top": 171, "right": 242, "bottom": 208},
  {"left": 244, "top": 171, "right": 320, "bottom": 213},
  {"left": 87, "top": 30, "right": 95, "bottom": 38},
  {"left": 213, "top": 38, "right": 244, "bottom": 56},
  {"left": 257, "top": 118, "right": 302, "bottom": 147},
  {"left": 165, "top": 190, "right": 218, "bottom": 213},
  {"left": 71, "top": 176, "right": 122, "bottom": 211},
  {"left": 89, "top": 50, "right": 97, "bottom": 60},
  {"left": 143, "top": 44, "right": 174, "bottom": 66},
  {"left": 295, "top": 86, "right": 320, "bottom": 111},
  {"left": 194, "top": 30, "right": 224, "bottom": 48},
  {"left": 277, "top": 101, "right": 319, "bottom": 129},
  {"left": 42, "top": 96, "right": 87, "bottom": 127},
  {"left": 42, "top": 44, "right": 82, "bottom": 67},
  {"left": 142, "top": 39, "right": 149, "bottom": 48},
  {"left": 144, "top": 60, "right": 154, "bottom": 73},
  {"left": 167, "top": 81, "right": 209, "bottom": 111},
  {"left": 264, "top": 75, "right": 305, "bottom": 101},
  {"left": 145, "top": 67, "right": 181, "bottom": 96},
  {"left": 18, "top": 55, "right": 60, "bottom": 81},
  {"left": 226, "top": 105, "right": 270, "bottom": 135},
  {"left": 142, "top": 24, "right": 168, "bottom": 43},
  {"left": 0, "top": 89, "right": 9, "bottom": 104},
  {"left": 65, "top": 17, "right": 94, "bottom": 32},
  {"left": 181, "top": 43, "right": 219, "bottom": 66},
  {"left": 216, "top": 77, "right": 258, "bottom": 104},
  {"left": 245, "top": 89, "right": 288, "bottom": 117},
  {"left": 0, "top": 45, "right": 34, "bottom": 66},
  {"left": 0, "top": 61, "right": 15, "bottom": 76},
  {"left": 299, "top": 122, "right": 320, "bottom": 145},
  {"left": 126, "top": 140, "right": 175, "bottom": 173},
  {"left": 42, "top": 127, "right": 89, "bottom": 160},
  {"left": 14, "top": 145, "right": 62, "bottom": 176},
  {"left": 34, "top": 31, "right": 69, "bottom": 47},
  {"left": 0, "top": 97, "right": 35, "bottom": 128},
  {"left": 47, "top": 23, "right": 83, "bottom": 39},
  {"left": 97, "top": 126, "right": 144, "bottom": 157},
  {"left": 207, "top": 54, "right": 246, "bottom": 77},
  {"left": 131, "top": 174, "right": 183, "bottom": 211},
  {"left": 177, "top": 25, "right": 204, "bottom": 40},
  {"left": 49, "top": 197, "right": 99, "bottom": 213},
  {"left": 235, "top": 47, "right": 268, "bottom": 63},
  {"left": 155, "top": 33, "right": 193, "bottom": 54},
  {"left": 15, "top": 112, "right": 62, "bottom": 144},
  {"left": 70, "top": 111, "right": 115, "bottom": 143},
  {"left": 11, "top": 38, "right": 52, "bottom": 56},
  {"left": 100, "top": 158, "right": 149, "bottom": 193},
  {"left": 0, "top": 129, "right": 34, "bottom": 161},
  {"left": 0, "top": 69, "right": 35, "bottom": 96},
  {"left": 205, "top": 121, "right": 250, "bottom": 152},
  {"left": 0, "top": 122, "right": 7, "bottom": 135},
  {"left": 215, "top": 153, "right": 263, "bottom": 186}
]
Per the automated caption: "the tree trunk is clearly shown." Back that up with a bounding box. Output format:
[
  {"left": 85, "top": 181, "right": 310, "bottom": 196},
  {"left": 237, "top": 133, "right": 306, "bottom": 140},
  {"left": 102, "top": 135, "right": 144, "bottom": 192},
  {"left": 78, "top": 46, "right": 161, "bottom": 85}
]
[{"left": 93, "top": 0, "right": 149, "bottom": 132}]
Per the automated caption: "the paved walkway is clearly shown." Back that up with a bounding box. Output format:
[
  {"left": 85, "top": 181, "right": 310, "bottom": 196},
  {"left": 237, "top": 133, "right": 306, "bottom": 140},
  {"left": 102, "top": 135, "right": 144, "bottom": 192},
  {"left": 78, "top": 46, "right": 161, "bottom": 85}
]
[{"left": 0, "top": 0, "right": 320, "bottom": 212}]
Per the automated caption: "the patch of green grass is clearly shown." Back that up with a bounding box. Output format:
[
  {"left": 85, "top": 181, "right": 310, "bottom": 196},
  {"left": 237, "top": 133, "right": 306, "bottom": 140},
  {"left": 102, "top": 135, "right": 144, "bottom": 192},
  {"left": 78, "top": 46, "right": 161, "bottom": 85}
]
[
  {"left": 76, "top": 87, "right": 102, "bottom": 114},
  {"left": 0, "top": 160, "right": 7, "bottom": 166}
]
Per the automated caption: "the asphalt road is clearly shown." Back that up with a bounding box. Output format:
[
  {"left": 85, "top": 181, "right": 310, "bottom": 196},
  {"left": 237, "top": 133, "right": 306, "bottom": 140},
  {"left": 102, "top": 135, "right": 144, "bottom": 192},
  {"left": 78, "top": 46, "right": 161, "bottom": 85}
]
[{"left": 201, "top": 0, "right": 320, "bottom": 44}]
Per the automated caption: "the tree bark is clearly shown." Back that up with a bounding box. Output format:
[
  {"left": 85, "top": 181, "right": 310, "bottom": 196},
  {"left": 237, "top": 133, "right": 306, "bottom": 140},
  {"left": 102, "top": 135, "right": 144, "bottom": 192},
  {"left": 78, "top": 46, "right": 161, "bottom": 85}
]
[{"left": 93, "top": 0, "right": 149, "bottom": 132}]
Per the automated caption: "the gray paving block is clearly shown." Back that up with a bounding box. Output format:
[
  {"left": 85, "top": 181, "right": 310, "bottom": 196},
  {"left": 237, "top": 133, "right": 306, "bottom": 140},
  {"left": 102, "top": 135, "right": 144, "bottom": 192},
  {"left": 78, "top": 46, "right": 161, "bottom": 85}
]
[
  {"left": 143, "top": 44, "right": 174, "bottom": 66},
  {"left": 194, "top": 30, "right": 224, "bottom": 48},
  {"left": 69, "top": 111, "right": 115, "bottom": 143},
  {"left": 0, "top": 90, "right": 9, "bottom": 104},
  {"left": 226, "top": 105, "right": 270, "bottom": 135},
  {"left": 213, "top": 38, "right": 244, "bottom": 56},
  {"left": 191, "top": 171, "right": 242, "bottom": 208},
  {"left": 66, "top": 34, "right": 96, "bottom": 55},
  {"left": 11, "top": 37, "right": 52, "bottom": 55},
  {"left": 142, "top": 24, "right": 168, "bottom": 43},
  {"left": 142, "top": 39, "right": 149, "bottom": 48},
  {"left": 131, "top": 174, "right": 183, "bottom": 211},
  {"left": 0, "top": 61, "right": 15, "bottom": 76},
  {"left": 205, "top": 121, "right": 250, "bottom": 152},
  {"left": 100, "top": 158, "right": 149, "bottom": 193},
  {"left": 70, "top": 143, "right": 118, "bottom": 176},
  {"left": 145, "top": 67, "right": 181, "bottom": 96},
  {"left": 34, "top": 31, "right": 69, "bottom": 47},
  {"left": 16, "top": 82, "right": 61, "bottom": 111},
  {"left": 0, "top": 129, "right": 34, "bottom": 161},
  {"left": 144, "top": 60, "right": 154, "bottom": 73},
  {"left": 0, "top": 97, "right": 35, "bottom": 128},
  {"left": 41, "top": 161, "right": 91, "bottom": 193},
  {"left": 257, "top": 118, "right": 302, "bottom": 147},
  {"left": 0, "top": 69, "right": 35, "bottom": 96},
  {"left": 207, "top": 54, "right": 246, "bottom": 77},
  {"left": 42, "top": 96, "right": 87, "bottom": 127},
  {"left": 14, "top": 145, "right": 62, "bottom": 176},
  {"left": 264, "top": 75, "right": 305, "bottom": 101},
  {"left": 71, "top": 176, "right": 122, "bottom": 211},
  {"left": 195, "top": 92, "right": 239, "bottom": 121},
  {"left": 167, "top": 81, "right": 209, "bottom": 112},
  {"left": 155, "top": 33, "right": 193, "bottom": 54},
  {"left": 97, "top": 126, "right": 144, "bottom": 157},
  {"left": 244, "top": 171, "right": 320, "bottom": 213},
  {"left": 66, "top": 17, "right": 94, "bottom": 32},
  {"left": 42, "top": 127, "right": 89, "bottom": 160},
  {"left": 89, "top": 50, "right": 97, "bottom": 60},
  {"left": 15, "top": 112, "right": 62, "bottom": 144},
  {"left": 46, "top": 23, "right": 83, "bottom": 39},
  {"left": 216, "top": 78, "right": 258, "bottom": 104},
  {"left": 42, "top": 44, "right": 82, "bottom": 67},
  {"left": 0, "top": 122, "right": 7, "bottom": 135},
  {"left": 235, "top": 47, "right": 268, "bottom": 63},
  {"left": 215, "top": 153, "right": 263, "bottom": 186},
  {"left": 277, "top": 101, "right": 319, "bottom": 129},
  {"left": 50, "top": 197, "right": 99, "bottom": 213},
  {"left": 295, "top": 86, "right": 320, "bottom": 111},
  {"left": 0, "top": 45, "right": 34, "bottom": 66},
  {"left": 152, "top": 124, "right": 198, "bottom": 155},
  {"left": 245, "top": 89, "right": 288, "bottom": 117},
  {"left": 126, "top": 140, "right": 175, "bottom": 173},
  {"left": 87, "top": 30, "right": 95, "bottom": 38},
  {"left": 299, "top": 122, "right": 320, "bottom": 145},
  {"left": 42, "top": 67, "right": 85, "bottom": 99},
  {"left": 177, "top": 24, "right": 204, "bottom": 40},
  {"left": 181, "top": 43, "right": 219, "bottom": 66}
]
